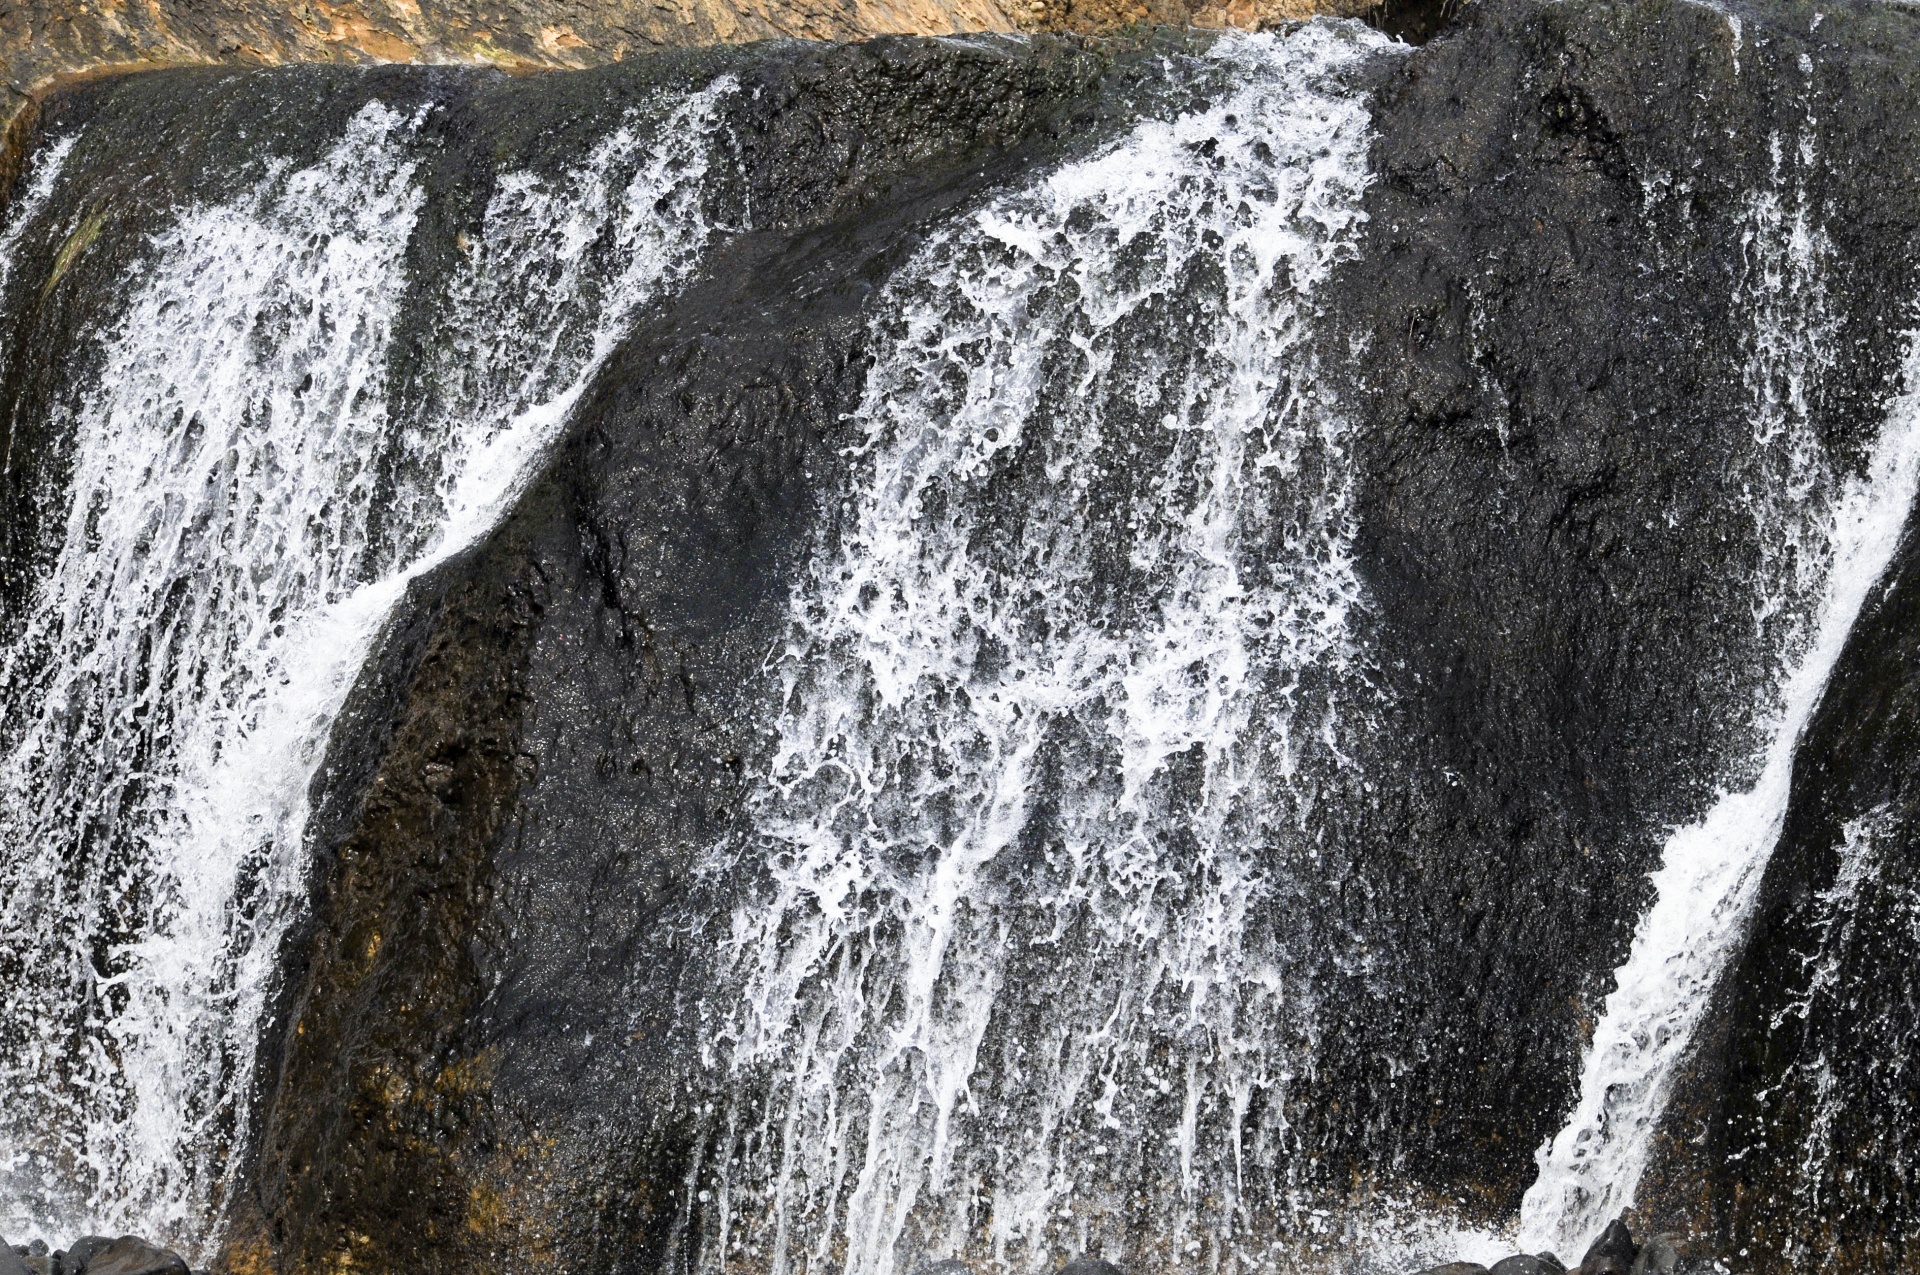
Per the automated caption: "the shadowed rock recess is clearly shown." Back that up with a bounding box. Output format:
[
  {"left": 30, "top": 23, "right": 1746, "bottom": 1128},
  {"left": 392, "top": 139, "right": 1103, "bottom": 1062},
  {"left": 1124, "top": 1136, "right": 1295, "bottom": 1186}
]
[{"left": 7, "top": 0, "right": 1920, "bottom": 1273}]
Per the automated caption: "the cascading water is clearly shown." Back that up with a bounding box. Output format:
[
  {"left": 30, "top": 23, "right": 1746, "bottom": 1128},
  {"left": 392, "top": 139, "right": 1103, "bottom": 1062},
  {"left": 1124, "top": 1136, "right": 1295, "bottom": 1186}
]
[
  {"left": 1783, "top": 801, "right": 1903, "bottom": 1205},
  {"left": 692, "top": 26, "right": 1427, "bottom": 1275},
  {"left": 0, "top": 81, "right": 734, "bottom": 1252},
  {"left": 1518, "top": 112, "right": 1920, "bottom": 1257},
  {"left": 9, "top": 7, "right": 1920, "bottom": 1273},
  {"left": 0, "top": 135, "right": 79, "bottom": 301},
  {"left": 1518, "top": 333, "right": 1920, "bottom": 1258},
  {"left": 0, "top": 102, "right": 427, "bottom": 1243}
]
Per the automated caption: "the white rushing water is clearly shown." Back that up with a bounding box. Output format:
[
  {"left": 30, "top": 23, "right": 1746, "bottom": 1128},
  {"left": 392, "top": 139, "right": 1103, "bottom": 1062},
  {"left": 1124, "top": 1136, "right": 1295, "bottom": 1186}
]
[
  {"left": 0, "top": 82, "right": 733, "bottom": 1251},
  {"left": 1518, "top": 135, "right": 1920, "bottom": 1254},
  {"left": 701, "top": 25, "right": 1397, "bottom": 1275},
  {"left": 0, "top": 132, "right": 80, "bottom": 299},
  {"left": 1780, "top": 800, "right": 1920, "bottom": 1224}
]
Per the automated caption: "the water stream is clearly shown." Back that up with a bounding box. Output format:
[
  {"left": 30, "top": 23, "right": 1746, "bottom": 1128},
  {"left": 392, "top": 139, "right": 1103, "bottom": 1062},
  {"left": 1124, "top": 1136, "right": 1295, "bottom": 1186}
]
[
  {"left": 698, "top": 27, "right": 1405, "bottom": 1275},
  {"left": 1519, "top": 120, "right": 1920, "bottom": 1258},
  {"left": 0, "top": 82, "right": 734, "bottom": 1251},
  {"left": 0, "top": 15, "right": 1916, "bottom": 1272}
]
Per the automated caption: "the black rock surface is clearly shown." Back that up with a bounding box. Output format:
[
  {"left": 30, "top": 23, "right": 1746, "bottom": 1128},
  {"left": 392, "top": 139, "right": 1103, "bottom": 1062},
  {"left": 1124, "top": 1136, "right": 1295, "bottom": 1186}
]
[
  {"left": 1578, "top": 1221, "right": 1640, "bottom": 1275},
  {"left": 3, "top": 1237, "right": 189, "bottom": 1275},
  {"left": 1311, "top": 0, "right": 1920, "bottom": 1214},
  {"left": 1492, "top": 1256, "right": 1566, "bottom": 1275},
  {"left": 1646, "top": 355, "right": 1920, "bottom": 1272},
  {"left": 7, "top": 0, "right": 1920, "bottom": 1271}
]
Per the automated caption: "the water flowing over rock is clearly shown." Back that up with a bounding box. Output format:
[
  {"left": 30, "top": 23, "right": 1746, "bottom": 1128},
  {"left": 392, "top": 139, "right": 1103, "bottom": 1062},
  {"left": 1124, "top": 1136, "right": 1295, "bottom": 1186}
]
[{"left": 6, "top": 1, "right": 1920, "bottom": 1273}]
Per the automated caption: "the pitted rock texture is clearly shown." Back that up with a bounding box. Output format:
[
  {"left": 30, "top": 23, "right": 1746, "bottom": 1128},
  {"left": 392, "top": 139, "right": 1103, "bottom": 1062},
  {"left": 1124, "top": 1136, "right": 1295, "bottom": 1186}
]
[
  {"left": 0, "top": 0, "right": 1011, "bottom": 95},
  {"left": 0, "top": 0, "right": 1396, "bottom": 183},
  {"left": 13, "top": 0, "right": 1920, "bottom": 1272}
]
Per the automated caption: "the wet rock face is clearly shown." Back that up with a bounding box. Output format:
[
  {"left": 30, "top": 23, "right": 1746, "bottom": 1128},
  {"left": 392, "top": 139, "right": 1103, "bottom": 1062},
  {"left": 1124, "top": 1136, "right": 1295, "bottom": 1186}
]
[
  {"left": 1299, "top": 0, "right": 1920, "bottom": 1213},
  {"left": 1652, "top": 426, "right": 1920, "bottom": 1270},
  {"left": 1491, "top": 1257, "right": 1566, "bottom": 1275},
  {"left": 13, "top": 0, "right": 1920, "bottom": 1271},
  {"left": 3, "top": 1236, "right": 190, "bottom": 1275}
]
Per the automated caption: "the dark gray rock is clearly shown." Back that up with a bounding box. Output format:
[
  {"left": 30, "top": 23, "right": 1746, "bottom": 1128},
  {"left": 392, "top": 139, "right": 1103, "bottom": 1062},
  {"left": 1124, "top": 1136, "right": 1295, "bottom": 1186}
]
[
  {"left": 1645, "top": 164, "right": 1920, "bottom": 1258},
  {"left": 1492, "top": 1255, "right": 1566, "bottom": 1275},
  {"left": 1627, "top": 1236, "right": 1681, "bottom": 1275},
  {"left": 1412, "top": 1264, "right": 1490, "bottom": 1275},
  {"left": 1576, "top": 1221, "right": 1638, "bottom": 1275},
  {"left": 1059, "top": 1260, "right": 1125, "bottom": 1275},
  {"left": 0, "top": 1238, "right": 29, "bottom": 1275},
  {"left": 75, "top": 1239, "right": 187, "bottom": 1275},
  {"left": 915, "top": 1262, "right": 971, "bottom": 1275},
  {"left": 1302, "top": 0, "right": 1920, "bottom": 1207},
  {"left": 58, "top": 1237, "right": 112, "bottom": 1274}
]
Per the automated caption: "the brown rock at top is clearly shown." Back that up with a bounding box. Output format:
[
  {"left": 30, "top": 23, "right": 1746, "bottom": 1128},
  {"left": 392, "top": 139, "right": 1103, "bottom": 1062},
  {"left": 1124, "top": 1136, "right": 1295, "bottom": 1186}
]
[
  {"left": 0, "top": 0, "right": 1387, "bottom": 179},
  {"left": 0, "top": 0, "right": 1013, "bottom": 164},
  {"left": 1, "top": 0, "right": 1014, "bottom": 82},
  {"left": 1022, "top": 0, "right": 1375, "bottom": 38}
]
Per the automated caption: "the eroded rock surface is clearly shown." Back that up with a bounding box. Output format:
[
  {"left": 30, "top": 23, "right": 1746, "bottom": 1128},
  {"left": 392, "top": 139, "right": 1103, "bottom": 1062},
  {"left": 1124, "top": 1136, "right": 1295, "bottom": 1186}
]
[
  {"left": 0, "top": 0, "right": 1014, "bottom": 125},
  {"left": 9, "top": 0, "right": 1920, "bottom": 1271},
  {"left": 0, "top": 0, "right": 1401, "bottom": 181}
]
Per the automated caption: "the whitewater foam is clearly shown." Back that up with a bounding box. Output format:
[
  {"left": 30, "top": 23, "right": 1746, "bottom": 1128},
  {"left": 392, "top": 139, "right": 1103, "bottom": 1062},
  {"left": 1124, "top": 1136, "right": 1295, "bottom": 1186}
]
[
  {"left": 1519, "top": 316, "right": 1920, "bottom": 1260},
  {"left": 0, "top": 81, "right": 734, "bottom": 1253},
  {"left": 699, "top": 25, "right": 1397, "bottom": 1275}
]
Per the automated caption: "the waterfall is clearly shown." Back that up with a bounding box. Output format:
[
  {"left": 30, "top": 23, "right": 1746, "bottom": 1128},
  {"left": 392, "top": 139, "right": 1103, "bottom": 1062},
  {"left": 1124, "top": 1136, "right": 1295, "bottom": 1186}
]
[
  {"left": 0, "top": 81, "right": 734, "bottom": 1252},
  {"left": 697, "top": 25, "right": 1401, "bottom": 1275},
  {"left": 11, "top": 10, "right": 1920, "bottom": 1272},
  {"left": 1517, "top": 126, "right": 1920, "bottom": 1254}
]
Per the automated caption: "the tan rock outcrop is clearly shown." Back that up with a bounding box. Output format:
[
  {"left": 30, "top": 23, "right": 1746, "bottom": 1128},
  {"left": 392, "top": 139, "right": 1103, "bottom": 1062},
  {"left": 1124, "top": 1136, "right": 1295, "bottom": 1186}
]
[
  {"left": 0, "top": 0, "right": 1010, "bottom": 172},
  {"left": 1018, "top": 0, "right": 1375, "bottom": 37},
  {"left": 0, "top": 0, "right": 1385, "bottom": 181}
]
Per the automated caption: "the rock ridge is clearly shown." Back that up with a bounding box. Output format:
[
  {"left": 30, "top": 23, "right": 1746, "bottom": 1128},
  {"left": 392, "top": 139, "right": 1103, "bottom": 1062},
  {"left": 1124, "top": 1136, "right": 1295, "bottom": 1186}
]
[{"left": 0, "top": 0, "right": 1389, "bottom": 195}]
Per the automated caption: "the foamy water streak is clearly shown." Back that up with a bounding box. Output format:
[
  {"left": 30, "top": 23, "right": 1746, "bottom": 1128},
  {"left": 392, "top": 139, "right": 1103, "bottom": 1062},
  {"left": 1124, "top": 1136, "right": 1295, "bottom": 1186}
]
[
  {"left": 0, "top": 83, "right": 732, "bottom": 1251},
  {"left": 0, "top": 132, "right": 80, "bottom": 299},
  {"left": 1515, "top": 116, "right": 1887, "bottom": 1257},
  {"left": 1779, "top": 802, "right": 1920, "bottom": 1219},
  {"left": 1519, "top": 331, "right": 1920, "bottom": 1257},
  {"left": 0, "top": 103, "right": 425, "bottom": 1243},
  {"left": 704, "top": 26, "right": 1393, "bottom": 1275},
  {"left": 1736, "top": 133, "right": 1840, "bottom": 681}
]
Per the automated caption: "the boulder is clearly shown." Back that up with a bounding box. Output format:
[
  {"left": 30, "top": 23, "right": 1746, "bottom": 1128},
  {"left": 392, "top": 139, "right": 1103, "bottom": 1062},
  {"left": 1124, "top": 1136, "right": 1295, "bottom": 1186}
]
[
  {"left": 1493, "top": 1256, "right": 1567, "bottom": 1275},
  {"left": 0, "top": 1239, "right": 30, "bottom": 1275},
  {"left": 1576, "top": 1222, "right": 1639, "bottom": 1275},
  {"left": 1627, "top": 1235, "right": 1683, "bottom": 1275},
  {"left": 74, "top": 1240, "right": 187, "bottom": 1275},
  {"left": 59, "top": 1238, "right": 114, "bottom": 1274},
  {"left": 1059, "top": 1260, "right": 1125, "bottom": 1275},
  {"left": 1412, "top": 1265, "right": 1492, "bottom": 1275}
]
